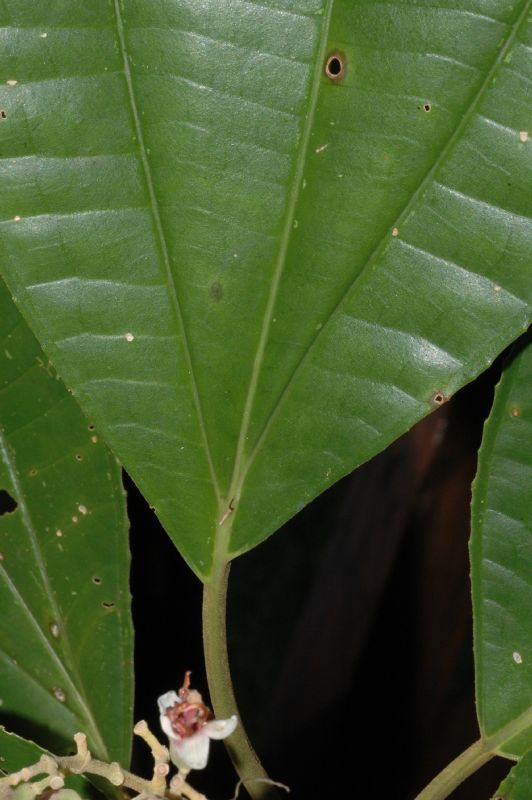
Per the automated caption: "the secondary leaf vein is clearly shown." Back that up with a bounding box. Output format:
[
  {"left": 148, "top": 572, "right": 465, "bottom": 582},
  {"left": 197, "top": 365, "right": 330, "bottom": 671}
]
[
  {"left": 225, "top": 0, "right": 335, "bottom": 519},
  {"left": 238, "top": 0, "right": 532, "bottom": 492},
  {"left": 112, "top": 0, "right": 221, "bottom": 503}
]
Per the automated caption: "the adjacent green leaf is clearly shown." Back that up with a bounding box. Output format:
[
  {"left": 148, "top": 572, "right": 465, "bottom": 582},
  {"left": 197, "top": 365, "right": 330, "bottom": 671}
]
[
  {"left": 0, "top": 726, "right": 48, "bottom": 776},
  {"left": 0, "top": 1, "right": 531, "bottom": 577},
  {"left": 0, "top": 727, "right": 92, "bottom": 797},
  {"left": 471, "top": 336, "right": 532, "bottom": 760},
  {"left": 0, "top": 278, "right": 133, "bottom": 763},
  {"left": 495, "top": 749, "right": 532, "bottom": 800}
]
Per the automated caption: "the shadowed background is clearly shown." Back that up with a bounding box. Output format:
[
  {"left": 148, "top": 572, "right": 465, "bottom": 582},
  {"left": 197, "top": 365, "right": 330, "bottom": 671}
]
[{"left": 130, "top": 360, "right": 510, "bottom": 799}]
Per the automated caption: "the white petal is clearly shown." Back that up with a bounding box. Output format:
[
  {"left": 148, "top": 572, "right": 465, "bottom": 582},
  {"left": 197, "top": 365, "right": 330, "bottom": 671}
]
[
  {"left": 160, "top": 713, "right": 179, "bottom": 742},
  {"left": 170, "top": 734, "right": 210, "bottom": 771},
  {"left": 157, "top": 690, "right": 180, "bottom": 715},
  {"left": 203, "top": 715, "right": 238, "bottom": 740}
]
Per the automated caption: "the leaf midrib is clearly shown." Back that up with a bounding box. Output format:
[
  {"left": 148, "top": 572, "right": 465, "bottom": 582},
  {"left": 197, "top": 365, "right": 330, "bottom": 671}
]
[
  {"left": 223, "top": 0, "right": 335, "bottom": 523},
  {"left": 488, "top": 704, "right": 532, "bottom": 755},
  {"left": 231, "top": 0, "right": 532, "bottom": 515},
  {"left": 112, "top": 0, "right": 221, "bottom": 506}
]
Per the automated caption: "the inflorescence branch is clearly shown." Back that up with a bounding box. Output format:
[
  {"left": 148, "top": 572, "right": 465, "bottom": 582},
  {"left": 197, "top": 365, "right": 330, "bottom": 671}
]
[{"left": 0, "top": 723, "right": 206, "bottom": 800}]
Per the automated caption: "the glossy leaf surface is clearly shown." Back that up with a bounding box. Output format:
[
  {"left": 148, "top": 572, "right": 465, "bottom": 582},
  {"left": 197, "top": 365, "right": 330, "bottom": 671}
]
[
  {"left": 495, "top": 749, "right": 532, "bottom": 800},
  {"left": 0, "top": 279, "right": 133, "bottom": 763},
  {"left": 471, "top": 337, "right": 532, "bottom": 760},
  {"left": 0, "top": 1, "right": 531, "bottom": 577}
]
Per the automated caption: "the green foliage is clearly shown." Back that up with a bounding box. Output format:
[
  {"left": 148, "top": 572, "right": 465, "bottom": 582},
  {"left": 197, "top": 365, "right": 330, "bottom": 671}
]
[
  {"left": 0, "top": 280, "right": 133, "bottom": 764},
  {"left": 0, "top": 1, "right": 530, "bottom": 578},
  {"left": 1, "top": 4, "right": 532, "bottom": 798},
  {"left": 494, "top": 748, "right": 532, "bottom": 799},
  {"left": 471, "top": 337, "right": 532, "bottom": 760},
  {"left": 0, "top": 727, "right": 49, "bottom": 777}
]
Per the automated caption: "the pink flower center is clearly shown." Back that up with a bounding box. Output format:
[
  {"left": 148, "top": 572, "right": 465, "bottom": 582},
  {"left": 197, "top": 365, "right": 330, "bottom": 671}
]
[
  {"left": 166, "top": 700, "right": 212, "bottom": 739},
  {"left": 165, "top": 671, "right": 213, "bottom": 739}
]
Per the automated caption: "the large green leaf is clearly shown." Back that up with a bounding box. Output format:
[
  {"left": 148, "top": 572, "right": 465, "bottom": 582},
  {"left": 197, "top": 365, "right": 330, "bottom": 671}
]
[
  {"left": 495, "top": 748, "right": 532, "bottom": 799},
  {"left": 471, "top": 336, "right": 532, "bottom": 760},
  {"left": 0, "top": 1, "right": 531, "bottom": 577},
  {"left": 0, "top": 278, "right": 132, "bottom": 763}
]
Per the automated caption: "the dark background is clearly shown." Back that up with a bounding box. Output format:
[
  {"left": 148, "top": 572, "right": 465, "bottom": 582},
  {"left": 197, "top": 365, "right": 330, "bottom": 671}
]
[{"left": 129, "top": 358, "right": 510, "bottom": 800}]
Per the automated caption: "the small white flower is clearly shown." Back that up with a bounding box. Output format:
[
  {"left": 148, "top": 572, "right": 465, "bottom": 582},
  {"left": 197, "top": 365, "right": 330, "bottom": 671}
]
[{"left": 158, "top": 672, "right": 237, "bottom": 771}]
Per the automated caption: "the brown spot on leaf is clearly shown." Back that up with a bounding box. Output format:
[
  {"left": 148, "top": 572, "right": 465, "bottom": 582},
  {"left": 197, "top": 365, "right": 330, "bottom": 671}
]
[
  {"left": 325, "top": 51, "right": 346, "bottom": 81},
  {"left": 431, "top": 391, "right": 447, "bottom": 406},
  {"left": 209, "top": 281, "right": 223, "bottom": 302}
]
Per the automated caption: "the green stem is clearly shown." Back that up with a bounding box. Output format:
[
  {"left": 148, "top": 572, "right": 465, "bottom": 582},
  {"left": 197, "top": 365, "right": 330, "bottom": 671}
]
[
  {"left": 202, "top": 562, "right": 281, "bottom": 800},
  {"left": 414, "top": 739, "right": 494, "bottom": 800}
]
